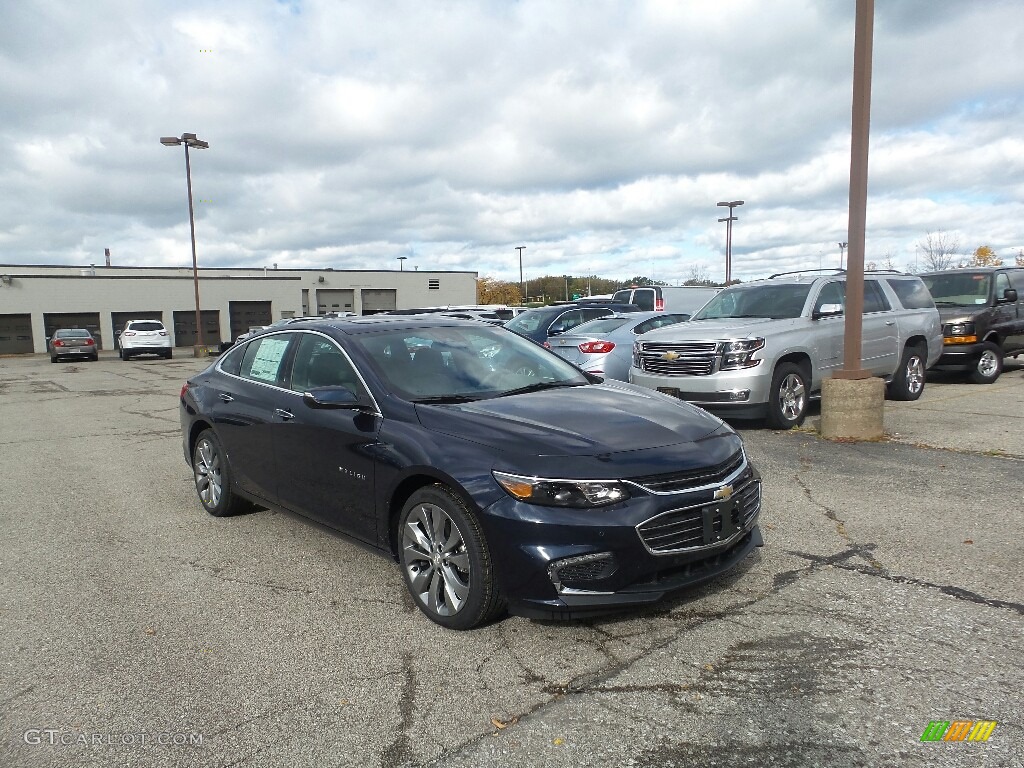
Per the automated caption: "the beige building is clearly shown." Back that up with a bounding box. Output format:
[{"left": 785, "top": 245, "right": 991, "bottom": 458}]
[{"left": 0, "top": 264, "right": 477, "bottom": 354}]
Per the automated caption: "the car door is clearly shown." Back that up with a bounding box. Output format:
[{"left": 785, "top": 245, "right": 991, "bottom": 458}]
[
  {"left": 210, "top": 332, "right": 299, "bottom": 504},
  {"left": 1005, "top": 271, "right": 1024, "bottom": 354},
  {"left": 810, "top": 281, "right": 846, "bottom": 378},
  {"left": 992, "top": 272, "right": 1023, "bottom": 354},
  {"left": 272, "top": 331, "right": 381, "bottom": 544},
  {"left": 860, "top": 280, "right": 899, "bottom": 375}
]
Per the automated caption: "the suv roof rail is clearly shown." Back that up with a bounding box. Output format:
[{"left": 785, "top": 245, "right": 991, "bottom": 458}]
[
  {"left": 768, "top": 268, "right": 846, "bottom": 279},
  {"left": 865, "top": 269, "right": 906, "bottom": 275}
]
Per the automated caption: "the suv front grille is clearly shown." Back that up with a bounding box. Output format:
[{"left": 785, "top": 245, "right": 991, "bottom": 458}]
[
  {"left": 637, "top": 341, "right": 718, "bottom": 376},
  {"left": 629, "top": 450, "right": 745, "bottom": 493}
]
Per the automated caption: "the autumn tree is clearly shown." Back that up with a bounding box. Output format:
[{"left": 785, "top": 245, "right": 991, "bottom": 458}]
[
  {"left": 476, "top": 277, "right": 521, "bottom": 305},
  {"left": 1016, "top": 249, "right": 1024, "bottom": 267},
  {"left": 967, "top": 245, "right": 1003, "bottom": 267},
  {"left": 916, "top": 231, "right": 961, "bottom": 271}
]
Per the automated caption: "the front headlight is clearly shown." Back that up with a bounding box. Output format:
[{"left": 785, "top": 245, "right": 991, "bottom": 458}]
[
  {"left": 945, "top": 322, "right": 975, "bottom": 337},
  {"left": 720, "top": 338, "right": 765, "bottom": 370},
  {"left": 493, "top": 471, "right": 630, "bottom": 508}
]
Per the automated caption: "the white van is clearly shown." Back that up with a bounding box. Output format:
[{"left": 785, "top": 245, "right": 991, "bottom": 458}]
[{"left": 611, "top": 285, "right": 721, "bottom": 314}]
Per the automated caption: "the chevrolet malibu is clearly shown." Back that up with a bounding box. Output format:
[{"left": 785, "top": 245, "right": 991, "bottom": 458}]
[{"left": 179, "top": 316, "right": 762, "bottom": 629}]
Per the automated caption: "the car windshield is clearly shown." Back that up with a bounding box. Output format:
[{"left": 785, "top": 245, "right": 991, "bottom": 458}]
[
  {"left": 692, "top": 283, "right": 812, "bottom": 320},
  {"left": 921, "top": 272, "right": 991, "bottom": 306},
  {"left": 55, "top": 329, "right": 91, "bottom": 338},
  {"left": 354, "top": 325, "right": 589, "bottom": 402}
]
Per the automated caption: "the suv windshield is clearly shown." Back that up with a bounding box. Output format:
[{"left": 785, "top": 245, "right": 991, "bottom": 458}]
[
  {"left": 129, "top": 321, "right": 164, "bottom": 331},
  {"left": 692, "top": 283, "right": 812, "bottom": 320},
  {"left": 921, "top": 272, "right": 991, "bottom": 307},
  {"left": 354, "top": 325, "right": 588, "bottom": 402}
]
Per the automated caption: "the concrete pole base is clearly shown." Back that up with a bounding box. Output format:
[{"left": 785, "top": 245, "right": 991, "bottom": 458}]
[{"left": 820, "top": 377, "right": 885, "bottom": 441}]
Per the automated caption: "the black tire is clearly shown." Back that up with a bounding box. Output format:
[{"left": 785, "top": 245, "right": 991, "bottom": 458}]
[
  {"left": 887, "top": 344, "right": 927, "bottom": 401},
  {"left": 191, "top": 429, "right": 246, "bottom": 517},
  {"left": 766, "top": 362, "right": 808, "bottom": 429},
  {"left": 50, "top": 355, "right": 58, "bottom": 363},
  {"left": 969, "top": 341, "right": 1002, "bottom": 384},
  {"left": 120, "top": 347, "right": 128, "bottom": 360},
  {"left": 90, "top": 354, "right": 99, "bottom": 362},
  {"left": 165, "top": 350, "right": 173, "bottom": 360},
  {"left": 398, "top": 485, "right": 505, "bottom": 630}
]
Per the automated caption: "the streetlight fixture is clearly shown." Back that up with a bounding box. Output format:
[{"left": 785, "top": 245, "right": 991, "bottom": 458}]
[
  {"left": 717, "top": 200, "right": 744, "bottom": 283},
  {"left": 516, "top": 246, "right": 526, "bottom": 304},
  {"left": 397, "top": 256, "right": 408, "bottom": 271},
  {"left": 161, "top": 132, "right": 209, "bottom": 358},
  {"left": 838, "top": 241, "right": 848, "bottom": 269}
]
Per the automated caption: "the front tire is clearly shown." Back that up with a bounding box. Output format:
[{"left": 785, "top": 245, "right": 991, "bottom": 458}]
[
  {"left": 969, "top": 341, "right": 1002, "bottom": 384},
  {"left": 192, "top": 429, "right": 245, "bottom": 517},
  {"left": 887, "top": 344, "right": 926, "bottom": 401},
  {"left": 766, "top": 362, "right": 808, "bottom": 429},
  {"left": 398, "top": 486, "right": 505, "bottom": 630}
]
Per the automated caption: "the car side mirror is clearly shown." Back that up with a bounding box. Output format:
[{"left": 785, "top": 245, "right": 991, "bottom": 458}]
[
  {"left": 1002, "top": 288, "right": 1018, "bottom": 303},
  {"left": 303, "top": 386, "right": 366, "bottom": 410},
  {"left": 812, "top": 303, "right": 844, "bottom": 319}
]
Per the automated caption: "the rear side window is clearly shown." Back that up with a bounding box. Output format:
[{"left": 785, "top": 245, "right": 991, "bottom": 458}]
[
  {"left": 219, "top": 344, "right": 245, "bottom": 376},
  {"left": 863, "top": 281, "right": 891, "bottom": 313},
  {"left": 886, "top": 278, "right": 934, "bottom": 310},
  {"left": 240, "top": 335, "right": 293, "bottom": 386},
  {"left": 611, "top": 290, "right": 632, "bottom": 303}
]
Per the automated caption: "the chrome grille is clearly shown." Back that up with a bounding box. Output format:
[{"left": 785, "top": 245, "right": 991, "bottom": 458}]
[
  {"left": 735, "top": 480, "right": 761, "bottom": 528},
  {"left": 638, "top": 340, "right": 717, "bottom": 376},
  {"left": 630, "top": 450, "right": 745, "bottom": 493},
  {"left": 637, "top": 508, "right": 704, "bottom": 551}
]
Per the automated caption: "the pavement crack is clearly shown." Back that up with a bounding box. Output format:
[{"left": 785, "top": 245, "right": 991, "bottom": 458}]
[
  {"left": 793, "top": 473, "right": 884, "bottom": 570},
  {"left": 381, "top": 651, "right": 417, "bottom": 768}
]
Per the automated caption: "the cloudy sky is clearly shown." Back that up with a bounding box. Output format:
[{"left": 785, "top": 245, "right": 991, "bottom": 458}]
[{"left": 1, "top": 0, "right": 1022, "bottom": 284}]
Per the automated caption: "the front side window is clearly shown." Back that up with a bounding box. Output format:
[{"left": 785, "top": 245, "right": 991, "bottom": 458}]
[
  {"left": 548, "top": 310, "right": 585, "bottom": 335},
  {"left": 289, "top": 334, "right": 367, "bottom": 397},
  {"left": 995, "top": 273, "right": 1011, "bottom": 301},
  {"left": 813, "top": 282, "right": 845, "bottom": 314}
]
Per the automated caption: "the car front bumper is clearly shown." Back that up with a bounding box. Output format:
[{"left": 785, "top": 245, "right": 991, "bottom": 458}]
[
  {"left": 931, "top": 341, "right": 984, "bottom": 370},
  {"left": 480, "top": 462, "right": 763, "bottom": 619}
]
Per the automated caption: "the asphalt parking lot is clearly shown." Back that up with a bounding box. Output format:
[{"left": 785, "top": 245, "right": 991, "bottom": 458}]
[{"left": 1, "top": 351, "right": 1022, "bottom": 768}]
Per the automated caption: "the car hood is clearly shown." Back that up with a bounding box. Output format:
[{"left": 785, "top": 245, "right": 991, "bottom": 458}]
[
  {"left": 937, "top": 307, "right": 984, "bottom": 323},
  {"left": 414, "top": 381, "right": 726, "bottom": 459},
  {"left": 642, "top": 317, "right": 801, "bottom": 339}
]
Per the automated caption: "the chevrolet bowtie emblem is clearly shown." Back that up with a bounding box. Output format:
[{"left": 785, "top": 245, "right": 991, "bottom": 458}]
[
  {"left": 662, "top": 351, "right": 681, "bottom": 361},
  {"left": 714, "top": 485, "right": 733, "bottom": 500}
]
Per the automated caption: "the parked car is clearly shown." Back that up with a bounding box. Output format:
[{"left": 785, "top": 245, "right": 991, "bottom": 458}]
[
  {"left": 629, "top": 271, "right": 943, "bottom": 428},
  {"left": 920, "top": 267, "right": 1024, "bottom": 383},
  {"left": 180, "top": 315, "right": 763, "bottom": 629},
  {"left": 547, "top": 312, "right": 691, "bottom": 380},
  {"left": 612, "top": 285, "right": 721, "bottom": 314},
  {"left": 118, "top": 319, "right": 172, "bottom": 360},
  {"left": 504, "top": 302, "right": 641, "bottom": 344},
  {"left": 49, "top": 328, "right": 98, "bottom": 362}
]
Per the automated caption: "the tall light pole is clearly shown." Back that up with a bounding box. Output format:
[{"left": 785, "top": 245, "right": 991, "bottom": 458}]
[
  {"left": 839, "top": 241, "right": 848, "bottom": 269},
  {"left": 516, "top": 246, "right": 526, "bottom": 304},
  {"left": 717, "top": 200, "right": 744, "bottom": 284},
  {"left": 397, "top": 256, "right": 407, "bottom": 271},
  {"left": 161, "top": 133, "right": 209, "bottom": 357}
]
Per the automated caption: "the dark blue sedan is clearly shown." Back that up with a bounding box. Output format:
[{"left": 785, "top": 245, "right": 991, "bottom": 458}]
[{"left": 179, "top": 315, "right": 762, "bottom": 629}]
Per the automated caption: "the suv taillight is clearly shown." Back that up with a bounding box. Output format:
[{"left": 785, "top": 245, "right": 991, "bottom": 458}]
[
  {"left": 579, "top": 341, "right": 615, "bottom": 354},
  {"left": 159, "top": 331, "right": 167, "bottom": 336},
  {"left": 124, "top": 331, "right": 136, "bottom": 336}
]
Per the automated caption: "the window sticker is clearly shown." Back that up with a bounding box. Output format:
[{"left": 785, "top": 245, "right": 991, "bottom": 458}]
[{"left": 249, "top": 338, "right": 290, "bottom": 382}]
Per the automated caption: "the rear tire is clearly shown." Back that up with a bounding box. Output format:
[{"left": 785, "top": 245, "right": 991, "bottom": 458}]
[
  {"left": 398, "top": 485, "right": 505, "bottom": 630},
  {"left": 191, "top": 429, "right": 246, "bottom": 517},
  {"left": 969, "top": 341, "right": 1002, "bottom": 384},
  {"left": 887, "top": 344, "right": 926, "bottom": 401},
  {"left": 120, "top": 348, "right": 130, "bottom": 361},
  {"left": 766, "top": 362, "right": 808, "bottom": 429}
]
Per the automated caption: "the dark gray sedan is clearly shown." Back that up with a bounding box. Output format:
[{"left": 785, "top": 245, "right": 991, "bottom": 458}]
[
  {"left": 49, "top": 328, "right": 99, "bottom": 362},
  {"left": 547, "top": 312, "right": 690, "bottom": 380}
]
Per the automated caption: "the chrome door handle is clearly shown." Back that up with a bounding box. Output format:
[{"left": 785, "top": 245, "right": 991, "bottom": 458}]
[
  {"left": 219, "top": 393, "right": 234, "bottom": 402},
  {"left": 885, "top": 321, "right": 896, "bottom": 326},
  {"left": 275, "top": 408, "right": 294, "bottom": 420}
]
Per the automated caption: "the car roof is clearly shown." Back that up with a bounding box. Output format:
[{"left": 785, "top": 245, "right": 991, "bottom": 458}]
[{"left": 264, "top": 314, "right": 494, "bottom": 336}]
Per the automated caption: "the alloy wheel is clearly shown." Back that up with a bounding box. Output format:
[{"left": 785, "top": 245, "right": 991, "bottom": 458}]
[
  {"left": 778, "top": 373, "right": 806, "bottom": 421},
  {"left": 905, "top": 355, "right": 925, "bottom": 395},
  {"left": 194, "top": 437, "right": 223, "bottom": 509},
  {"left": 978, "top": 350, "right": 999, "bottom": 378},
  {"left": 402, "top": 503, "right": 471, "bottom": 617}
]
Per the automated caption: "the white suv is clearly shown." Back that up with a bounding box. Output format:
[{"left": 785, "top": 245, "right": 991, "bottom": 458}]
[{"left": 119, "top": 319, "right": 173, "bottom": 360}]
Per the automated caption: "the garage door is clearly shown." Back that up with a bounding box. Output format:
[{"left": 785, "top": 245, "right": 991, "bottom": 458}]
[
  {"left": 44, "top": 312, "right": 104, "bottom": 350},
  {"left": 316, "top": 289, "right": 355, "bottom": 315},
  {"left": 229, "top": 301, "right": 272, "bottom": 342},
  {"left": 173, "top": 310, "right": 221, "bottom": 348},
  {"left": 0, "top": 314, "right": 34, "bottom": 355},
  {"left": 361, "top": 289, "right": 396, "bottom": 315},
  {"left": 111, "top": 311, "right": 163, "bottom": 349}
]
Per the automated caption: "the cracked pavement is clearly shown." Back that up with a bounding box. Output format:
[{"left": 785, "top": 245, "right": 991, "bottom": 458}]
[{"left": 0, "top": 353, "right": 1021, "bottom": 767}]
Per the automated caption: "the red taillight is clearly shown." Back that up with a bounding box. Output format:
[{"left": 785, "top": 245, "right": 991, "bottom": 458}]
[
  {"left": 543, "top": 341, "right": 551, "bottom": 349},
  {"left": 53, "top": 339, "right": 65, "bottom": 347},
  {"left": 579, "top": 341, "right": 615, "bottom": 354},
  {"left": 180, "top": 382, "right": 190, "bottom": 400},
  {"left": 84, "top": 338, "right": 95, "bottom": 346},
  {"left": 655, "top": 298, "right": 664, "bottom": 311}
]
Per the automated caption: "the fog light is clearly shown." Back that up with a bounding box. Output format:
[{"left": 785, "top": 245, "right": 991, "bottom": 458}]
[{"left": 548, "top": 552, "right": 617, "bottom": 591}]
